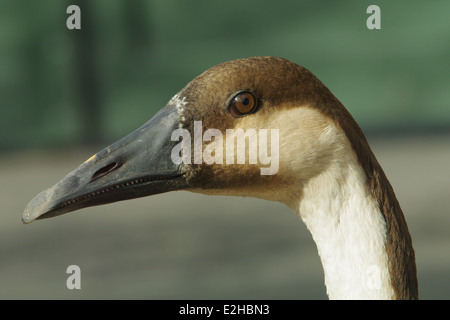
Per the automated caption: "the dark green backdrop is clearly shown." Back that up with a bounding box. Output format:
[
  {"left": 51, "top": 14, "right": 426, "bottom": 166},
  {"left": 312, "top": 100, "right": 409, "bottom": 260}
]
[{"left": 1, "top": 0, "right": 449, "bottom": 150}]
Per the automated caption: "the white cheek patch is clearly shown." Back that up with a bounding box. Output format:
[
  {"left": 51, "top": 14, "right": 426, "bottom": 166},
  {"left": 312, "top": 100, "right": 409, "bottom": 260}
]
[{"left": 170, "top": 120, "right": 279, "bottom": 175}]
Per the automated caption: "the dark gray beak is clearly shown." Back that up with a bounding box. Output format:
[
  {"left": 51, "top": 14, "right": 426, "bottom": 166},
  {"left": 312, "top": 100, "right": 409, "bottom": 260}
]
[{"left": 22, "top": 103, "right": 187, "bottom": 223}]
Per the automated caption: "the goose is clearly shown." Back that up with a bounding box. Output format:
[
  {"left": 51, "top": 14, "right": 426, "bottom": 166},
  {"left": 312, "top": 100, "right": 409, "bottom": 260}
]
[{"left": 22, "top": 57, "right": 418, "bottom": 300}]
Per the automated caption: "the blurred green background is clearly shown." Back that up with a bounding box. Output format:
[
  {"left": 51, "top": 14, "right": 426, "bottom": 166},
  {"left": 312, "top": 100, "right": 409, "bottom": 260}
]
[
  {"left": 1, "top": 0, "right": 449, "bottom": 150},
  {"left": 0, "top": 0, "right": 449, "bottom": 299}
]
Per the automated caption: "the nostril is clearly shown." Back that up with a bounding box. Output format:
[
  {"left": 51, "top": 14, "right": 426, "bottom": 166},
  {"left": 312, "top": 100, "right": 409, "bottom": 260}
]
[{"left": 91, "top": 162, "right": 120, "bottom": 182}]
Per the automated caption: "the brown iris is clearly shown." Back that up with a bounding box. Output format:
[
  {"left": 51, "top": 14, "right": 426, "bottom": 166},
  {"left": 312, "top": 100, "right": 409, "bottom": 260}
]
[{"left": 228, "top": 91, "right": 257, "bottom": 117}]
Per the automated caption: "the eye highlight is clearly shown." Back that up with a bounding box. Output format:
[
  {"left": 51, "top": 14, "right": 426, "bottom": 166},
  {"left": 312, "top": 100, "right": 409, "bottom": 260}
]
[{"left": 228, "top": 91, "right": 257, "bottom": 117}]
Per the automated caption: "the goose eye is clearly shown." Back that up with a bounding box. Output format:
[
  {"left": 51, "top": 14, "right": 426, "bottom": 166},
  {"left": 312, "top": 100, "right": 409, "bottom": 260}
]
[{"left": 229, "top": 91, "right": 257, "bottom": 117}]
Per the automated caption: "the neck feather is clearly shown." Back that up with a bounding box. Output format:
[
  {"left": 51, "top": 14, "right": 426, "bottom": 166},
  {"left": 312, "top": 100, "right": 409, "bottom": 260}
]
[
  {"left": 297, "top": 152, "right": 394, "bottom": 299},
  {"left": 292, "top": 129, "right": 417, "bottom": 299},
  {"left": 295, "top": 88, "right": 419, "bottom": 299}
]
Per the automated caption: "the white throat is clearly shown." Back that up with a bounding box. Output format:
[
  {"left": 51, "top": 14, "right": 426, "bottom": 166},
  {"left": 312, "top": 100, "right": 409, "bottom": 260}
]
[{"left": 294, "top": 140, "right": 394, "bottom": 299}]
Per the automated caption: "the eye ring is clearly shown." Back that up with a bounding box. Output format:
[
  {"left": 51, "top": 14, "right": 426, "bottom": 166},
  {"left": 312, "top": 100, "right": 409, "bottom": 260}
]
[{"left": 228, "top": 91, "right": 257, "bottom": 117}]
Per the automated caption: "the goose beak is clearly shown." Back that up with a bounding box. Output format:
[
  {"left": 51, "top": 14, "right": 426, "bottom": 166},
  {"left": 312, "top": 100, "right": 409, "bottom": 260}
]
[{"left": 22, "top": 103, "right": 187, "bottom": 224}]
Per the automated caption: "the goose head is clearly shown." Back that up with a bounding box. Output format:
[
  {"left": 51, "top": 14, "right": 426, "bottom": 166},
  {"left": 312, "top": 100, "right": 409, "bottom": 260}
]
[
  {"left": 22, "top": 57, "right": 417, "bottom": 300},
  {"left": 23, "top": 57, "right": 343, "bottom": 220}
]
